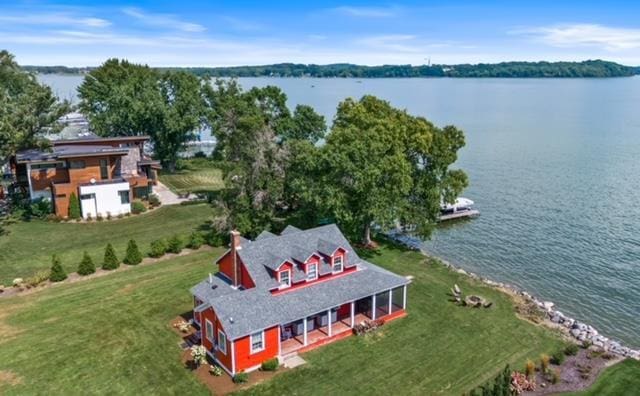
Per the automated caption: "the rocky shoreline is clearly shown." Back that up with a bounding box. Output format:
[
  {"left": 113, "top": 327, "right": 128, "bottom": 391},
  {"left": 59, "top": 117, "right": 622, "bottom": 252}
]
[{"left": 387, "top": 232, "right": 640, "bottom": 361}]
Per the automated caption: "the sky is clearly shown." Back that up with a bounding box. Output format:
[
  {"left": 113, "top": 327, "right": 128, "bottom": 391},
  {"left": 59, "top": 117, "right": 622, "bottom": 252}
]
[{"left": 1, "top": 0, "right": 640, "bottom": 67}]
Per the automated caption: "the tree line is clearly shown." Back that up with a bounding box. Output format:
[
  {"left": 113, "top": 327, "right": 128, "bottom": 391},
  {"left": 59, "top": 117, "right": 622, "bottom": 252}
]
[
  {"left": 2, "top": 52, "right": 468, "bottom": 244},
  {"left": 24, "top": 59, "right": 639, "bottom": 78}
]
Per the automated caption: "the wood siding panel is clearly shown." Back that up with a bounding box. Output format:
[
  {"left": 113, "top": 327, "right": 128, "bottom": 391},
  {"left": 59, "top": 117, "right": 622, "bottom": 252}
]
[{"left": 234, "top": 326, "right": 279, "bottom": 372}]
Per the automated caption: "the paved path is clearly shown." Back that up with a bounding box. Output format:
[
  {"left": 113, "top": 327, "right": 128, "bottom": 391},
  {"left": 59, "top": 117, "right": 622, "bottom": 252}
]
[{"left": 153, "top": 181, "right": 189, "bottom": 205}]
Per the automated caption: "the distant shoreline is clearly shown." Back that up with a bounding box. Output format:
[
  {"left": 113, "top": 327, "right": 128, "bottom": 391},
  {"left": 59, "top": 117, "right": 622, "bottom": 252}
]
[{"left": 26, "top": 60, "right": 640, "bottom": 78}]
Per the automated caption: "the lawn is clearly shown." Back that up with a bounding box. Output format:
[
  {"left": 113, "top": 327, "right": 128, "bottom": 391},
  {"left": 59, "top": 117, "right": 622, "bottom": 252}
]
[
  {"left": 565, "top": 359, "right": 640, "bottom": 395},
  {"left": 0, "top": 203, "right": 213, "bottom": 285},
  {"left": 159, "top": 159, "right": 224, "bottom": 194},
  {"left": 0, "top": 242, "right": 569, "bottom": 395}
]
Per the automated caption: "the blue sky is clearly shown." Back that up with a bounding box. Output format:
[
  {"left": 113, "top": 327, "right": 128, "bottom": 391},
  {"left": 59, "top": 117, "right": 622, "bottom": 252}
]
[{"left": 1, "top": 0, "right": 640, "bottom": 66}]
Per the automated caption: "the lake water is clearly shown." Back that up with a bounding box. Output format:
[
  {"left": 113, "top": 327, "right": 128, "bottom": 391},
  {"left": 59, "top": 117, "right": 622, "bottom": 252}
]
[{"left": 39, "top": 74, "right": 640, "bottom": 348}]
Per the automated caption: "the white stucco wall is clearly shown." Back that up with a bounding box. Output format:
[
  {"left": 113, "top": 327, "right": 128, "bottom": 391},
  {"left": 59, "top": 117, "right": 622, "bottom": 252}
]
[{"left": 79, "top": 181, "right": 131, "bottom": 218}]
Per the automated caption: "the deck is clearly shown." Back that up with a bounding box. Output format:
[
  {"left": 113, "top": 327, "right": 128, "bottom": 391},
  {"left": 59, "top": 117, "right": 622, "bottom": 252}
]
[{"left": 281, "top": 314, "right": 370, "bottom": 355}]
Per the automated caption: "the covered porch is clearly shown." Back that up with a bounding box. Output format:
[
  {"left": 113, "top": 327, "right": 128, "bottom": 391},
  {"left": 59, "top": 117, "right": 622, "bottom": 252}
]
[{"left": 280, "top": 285, "right": 407, "bottom": 355}]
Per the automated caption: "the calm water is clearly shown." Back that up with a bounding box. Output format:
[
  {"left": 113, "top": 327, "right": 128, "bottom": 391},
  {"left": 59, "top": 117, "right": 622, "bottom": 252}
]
[{"left": 39, "top": 74, "right": 640, "bottom": 348}]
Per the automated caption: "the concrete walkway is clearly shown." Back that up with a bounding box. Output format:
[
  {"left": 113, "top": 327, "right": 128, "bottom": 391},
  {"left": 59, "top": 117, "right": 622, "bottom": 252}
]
[{"left": 153, "top": 181, "right": 189, "bottom": 205}]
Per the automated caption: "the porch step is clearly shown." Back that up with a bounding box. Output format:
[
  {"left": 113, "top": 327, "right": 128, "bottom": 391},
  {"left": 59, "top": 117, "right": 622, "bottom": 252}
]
[{"left": 281, "top": 353, "right": 306, "bottom": 369}]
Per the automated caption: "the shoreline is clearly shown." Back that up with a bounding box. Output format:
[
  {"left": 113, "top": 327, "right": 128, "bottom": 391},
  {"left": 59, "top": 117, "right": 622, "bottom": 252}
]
[{"left": 387, "top": 231, "right": 640, "bottom": 361}]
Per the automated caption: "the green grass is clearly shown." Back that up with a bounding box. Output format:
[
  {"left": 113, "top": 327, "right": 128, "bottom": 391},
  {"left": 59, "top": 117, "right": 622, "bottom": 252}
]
[
  {"left": 0, "top": 242, "right": 570, "bottom": 395},
  {"left": 0, "top": 204, "right": 213, "bottom": 284},
  {"left": 159, "top": 159, "right": 224, "bottom": 194},
  {"left": 564, "top": 359, "right": 640, "bottom": 396}
]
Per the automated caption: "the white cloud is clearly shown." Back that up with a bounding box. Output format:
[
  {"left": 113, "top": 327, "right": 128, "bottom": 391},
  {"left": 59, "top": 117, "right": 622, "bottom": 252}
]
[
  {"left": 0, "top": 13, "right": 110, "bottom": 28},
  {"left": 332, "top": 6, "right": 400, "bottom": 18},
  {"left": 513, "top": 24, "right": 640, "bottom": 51},
  {"left": 122, "top": 7, "right": 205, "bottom": 33}
]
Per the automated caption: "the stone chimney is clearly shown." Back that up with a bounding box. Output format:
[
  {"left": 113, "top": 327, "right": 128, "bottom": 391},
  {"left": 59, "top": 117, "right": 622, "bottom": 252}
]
[{"left": 230, "top": 230, "right": 241, "bottom": 287}]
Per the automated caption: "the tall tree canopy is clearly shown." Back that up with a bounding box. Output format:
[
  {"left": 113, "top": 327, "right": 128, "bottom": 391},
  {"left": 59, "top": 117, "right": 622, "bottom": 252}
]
[
  {"left": 0, "top": 50, "right": 69, "bottom": 163},
  {"left": 316, "top": 95, "right": 468, "bottom": 244},
  {"left": 202, "top": 79, "right": 326, "bottom": 236},
  {"left": 78, "top": 59, "right": 203, "bottom": 171}
]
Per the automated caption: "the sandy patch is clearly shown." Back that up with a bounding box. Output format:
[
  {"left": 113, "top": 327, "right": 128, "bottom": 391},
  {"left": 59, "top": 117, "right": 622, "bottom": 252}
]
[{"left": 0, "top": 370, "right": 23, "bottom": 386}]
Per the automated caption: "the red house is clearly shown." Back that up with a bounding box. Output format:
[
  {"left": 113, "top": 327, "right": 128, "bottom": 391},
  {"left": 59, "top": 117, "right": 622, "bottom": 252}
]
[{"left": 190, "top": 224, "right": 409, "bottom": 375}]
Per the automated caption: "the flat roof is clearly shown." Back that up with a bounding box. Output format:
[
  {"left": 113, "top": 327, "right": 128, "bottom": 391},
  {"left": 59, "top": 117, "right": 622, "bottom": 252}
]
[{"left": 16, "top": 144, "right": 130, "bottom": 163}]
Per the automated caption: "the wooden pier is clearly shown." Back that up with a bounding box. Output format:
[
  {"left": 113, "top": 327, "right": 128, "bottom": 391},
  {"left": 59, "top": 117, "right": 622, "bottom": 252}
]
[{"left": 438, "top": 209, "right": 480, "bottom": 222}]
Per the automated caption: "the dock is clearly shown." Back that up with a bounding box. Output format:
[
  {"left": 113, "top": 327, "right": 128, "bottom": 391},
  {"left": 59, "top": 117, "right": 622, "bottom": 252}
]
[{"left": 438, "top": 209, "right": 480, "bottom": 222}]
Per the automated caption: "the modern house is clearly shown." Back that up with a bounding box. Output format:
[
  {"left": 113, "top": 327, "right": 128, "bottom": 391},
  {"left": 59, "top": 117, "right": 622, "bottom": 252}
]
[
  {"left": 190, "top": 224, "right": 409, "bottom": 376},
  {"left": 10, "top": 134, "right": 160, "bottom": 218}
]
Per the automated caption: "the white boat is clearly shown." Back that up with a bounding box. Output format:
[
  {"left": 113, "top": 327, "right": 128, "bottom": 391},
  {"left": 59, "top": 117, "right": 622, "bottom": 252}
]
[{"left": 439, "top": 197, "right": 479, "bottom": 221}]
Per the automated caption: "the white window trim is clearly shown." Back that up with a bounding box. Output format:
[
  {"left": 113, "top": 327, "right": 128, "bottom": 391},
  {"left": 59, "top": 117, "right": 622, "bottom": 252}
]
[
  {"left": 279, "top": 269, "right": 291, "bottom": 287},
  {"left": 205, "top": 319, "right": 214, "bottom": 342},
  {"left": 250, "top": 330, "right": 265, "bottom": 354},
  {"left": 218, "top": 330, "right": 227, "bottom": 355},
  {"left": 332, "top": 256, "right": 344, "bottom": 273},
  {"left": 307, "top": 262, "right": 318, "bottom": 281}
]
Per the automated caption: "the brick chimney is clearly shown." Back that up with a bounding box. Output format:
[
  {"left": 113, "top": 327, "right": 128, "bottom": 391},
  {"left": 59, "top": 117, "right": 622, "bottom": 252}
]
[{"left": 230, "top": 230, "right": 242, "bottom": 287}]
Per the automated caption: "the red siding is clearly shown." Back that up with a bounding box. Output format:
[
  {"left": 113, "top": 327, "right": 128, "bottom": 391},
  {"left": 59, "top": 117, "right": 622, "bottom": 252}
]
[
  {"left": 200, "top": 308, "right": 233, "bottom": 373},
  {"left": 217, "top": 251, "right": 255, "bottom": 289},
  {"left": 234, "top": 326, "right": 280, "bottom": 372}
]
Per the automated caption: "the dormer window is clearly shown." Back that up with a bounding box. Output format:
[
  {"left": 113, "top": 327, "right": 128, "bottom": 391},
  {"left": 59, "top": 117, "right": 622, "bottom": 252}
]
[
  {"left": 332, "top": 256, "right": 343, "bottom": 273},
  {"left": 279, "top": 269, "right": 291, "bottom": 287},
  {"left": 307, "top": 263, "right": 318, "bottom": 281}
]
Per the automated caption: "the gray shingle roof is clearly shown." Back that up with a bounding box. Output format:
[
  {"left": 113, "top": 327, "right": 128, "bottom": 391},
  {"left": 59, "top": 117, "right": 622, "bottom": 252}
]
[
  {"left": 194, "top": 224, "right": 410, "bottom": 340},
  {"left": 280, "top": 225, "right": 302, "bottom": 235},
  {"left": 255, "top": 230, "right": 277, "bottom": 240}
]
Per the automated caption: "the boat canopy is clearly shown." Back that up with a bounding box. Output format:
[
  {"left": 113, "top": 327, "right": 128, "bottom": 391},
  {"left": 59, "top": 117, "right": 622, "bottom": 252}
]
[{"left": 441, "top": 197, "right": 474, "bottom": 211}]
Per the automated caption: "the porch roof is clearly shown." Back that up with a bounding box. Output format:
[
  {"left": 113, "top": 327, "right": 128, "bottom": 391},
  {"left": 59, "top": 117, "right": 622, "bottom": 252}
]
[{"left": 207, "top": 262, "right": 408, "bottom": 340}]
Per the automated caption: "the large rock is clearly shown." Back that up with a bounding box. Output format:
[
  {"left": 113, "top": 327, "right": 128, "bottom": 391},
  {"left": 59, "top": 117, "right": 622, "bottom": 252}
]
[
  {"left": 542, "top": 301, "right": 555, "bottom": 310},
  {"left": 454, "top": 284, "right": 461, "bottom": 295},
  {"left": 571, "top": 329, "right": 581, "bottom": 338}
]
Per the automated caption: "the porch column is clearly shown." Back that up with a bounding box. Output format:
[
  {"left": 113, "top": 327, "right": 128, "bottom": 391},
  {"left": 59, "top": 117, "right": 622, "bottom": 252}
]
[
  {"left": 403, "top": 285, "right": 407, "bottom": 309},
  {"left": 327, "top": 309, "right": 332, "bottom": 337},
  {"left": 388, "top": 289, "right": 393, "bottom": 315},
  {"left": 372, "top": 294, "right": 377, "bottom": 320},
  {"left": 303, "top": 317, "right": 308, "bottom": 346},
  {"left": 350, "top": 301, "right": 355, "bottom": 328},
  {"left": 26, "top": 163, "right": 34, "bottom": 198}
]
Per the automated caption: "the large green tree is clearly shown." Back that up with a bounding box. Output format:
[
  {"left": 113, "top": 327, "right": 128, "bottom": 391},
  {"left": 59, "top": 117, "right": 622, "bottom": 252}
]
[
  {"left": 318, "top": 95, "right": 468, "bottom": 245},
  {"left": 202, "top": 79, "right": 325, "bottom": 236},
  {"left": 0, "top": 50, "right": 69, "bottom": 163},
  {"left": 78, "top": 59, "right": 203, "bottom": 171}
]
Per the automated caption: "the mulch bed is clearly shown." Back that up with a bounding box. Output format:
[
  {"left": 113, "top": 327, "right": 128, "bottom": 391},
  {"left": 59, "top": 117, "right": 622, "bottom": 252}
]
[
  {"left": 524, "top": 347, "right": 622, "bottom": 395},
  {"left": 171, "top": 316, "right": 286, "bottom": 395}
]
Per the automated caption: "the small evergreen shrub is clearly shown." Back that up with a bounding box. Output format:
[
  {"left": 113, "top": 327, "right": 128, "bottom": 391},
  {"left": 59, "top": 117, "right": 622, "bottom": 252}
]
[
  {"left": 148, "top": 194, "right": 161, "bottom": 207},
  {"left": 551, "top": 350, "right": 565, "bottom": 365},
  {"left": 187, "top": 232, "right": 204, "bottom": 249},
  {"left": 123, "top": 239, "right": 142, "bottom": 265},
  {"left": 232, "top": 372, "right": 248, "bottom": 383},
  {"left": 49, "top": 254, "right": 67, "bottom": 282},
  {"left": 77, "top": 251, "right": 96, "bottom": 275},
  {"left": 260, "top": 358, "right": 279, "bottom": 371},
  {"left": 149, "top": 239, "right": 167, "bottom": 258},
  {"left": 565, "top": 344, "right": 579, "bottom": 356},
  {"left": 68, "top": 192, "right": 81, "bottom": 219},
  {"left": 167, "top": 235, "right": 183, "bottom": 254},
  {"left": 102, "top": 243, "right": 120, "bottom": 270},
  {"left": 131, "top": 201, "right": 147, "bottom": 214}
]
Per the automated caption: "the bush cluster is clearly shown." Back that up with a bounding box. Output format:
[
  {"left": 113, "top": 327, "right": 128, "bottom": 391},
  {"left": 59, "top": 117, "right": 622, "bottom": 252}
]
[
  {"left": 167, "top": 235, "right": 183, "bottom": 254},
  {"left": 232, "top": 372, "right": 249, "bottom": 384},
  {"left": 149, "top": 239, "right": 168, "bottom": 258},
  {"left": 131, "top": 201, "right": 147, "bottom": 214},
  {"left": 260, "top": 358, "right": 279, "bottom": 371},
  {"left": 187, "top": 232, "right": 205, "bottom": 249}
]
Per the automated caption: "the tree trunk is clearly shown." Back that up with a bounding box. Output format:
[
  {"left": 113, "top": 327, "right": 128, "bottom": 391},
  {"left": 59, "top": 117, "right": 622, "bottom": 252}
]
[{"left": 363, "top": 222, "right": 372, "bottom": 246}]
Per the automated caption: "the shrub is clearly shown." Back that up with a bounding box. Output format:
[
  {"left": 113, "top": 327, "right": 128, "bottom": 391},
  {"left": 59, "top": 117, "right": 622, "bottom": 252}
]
[
  {"left": 551, "top": 368, "right": 561, "bottom": 384},
  {"left": 260, "top": 358, "right": 279, "bottom": 371},
  {"left": 551, "top": 350, "right": 565, "bottom": 365},
  {"left": 123, "top": 239, "right": 142, "bottom": 265},
  {"left": 49, "top": 254, "right": 67, "bottom": 282},
  {"left": 209, "top": 365, "right": 223, "bottom": 376},
  {"left": 86, "top": 213, "right": 92, "bottom": 221},
  {"left": 190, "top": 345, "right": 207, "bottom": 367},
  {"left": 102, "top": 243, "right": 120, "bottom": 270},
  {"left": 96, "top": 214, "right": 104, "bottom": 222},
  {"left": 25, "top": 270, "right": 50, "bottom": 287},
  {"left": 148, "top": 194, "right": 161, "bottom": 207},
  {"left": 187, "top": 232, "right": 204, "bottom": 249},
  {"left": 131, "top": 201, "right": 147, "bottom": 214},
  {"left": 525, "top": 359, "right": 536, "bottom": 378},
  {"left": 206, "top": 230, "right": 229, "bottom": 247},
  {"left": 167, "top": 234, "right": 183, "bottom": 254},
  {"left": 540, "top": 354, "right": 550, "bottom": 374},
  {"left": 77, "top": 251, "right": 96, "bottom": 275},
  {"left": 581, "top": 340, "right": 593, "bottom": 349},
  {"left": 106, "top": 212, "right": 112, "bottom": 220},
  {"left": 565, "top": 344, "right": 579, "bottom": 356},
  {"left": 12, "top": 278, "right": 24, "bottom": 287},
  {"left": 149, "top": 239, "right": 167, "bottom": 258},
  {"left": 232, "top": 372, "right": 248, "bottom": 384},
  {"left": 68, "top": 192, "right": 81, "bottom": 219}
]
